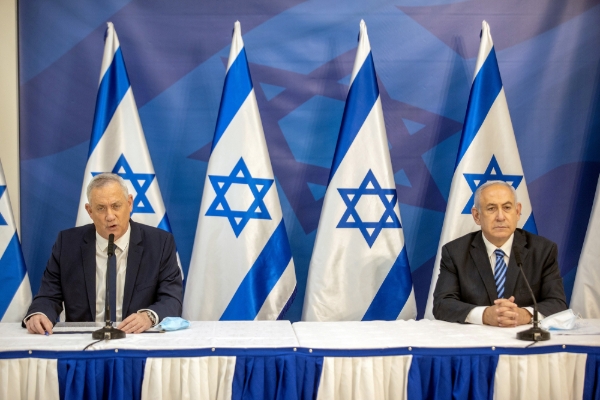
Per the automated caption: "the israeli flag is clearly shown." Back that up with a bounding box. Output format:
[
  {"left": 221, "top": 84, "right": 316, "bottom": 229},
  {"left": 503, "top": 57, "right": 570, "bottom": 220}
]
[
  {"left": 0, "top": 160, "right": 32, "bottom": 322},
  {"left": 302, "top": 21, "right": 416, "bottom": 321},
  {"left": 571, "top": 174, "right": 600, "bottom": 318},
  {"left": 76, "top": 23, "right": 178, "bottom": 264},
  {"left": 424, "top": 21, "right": 537, "bottom": 319},
  {"left": 182, "top": 22, "right": 296, "bottom": 321}
]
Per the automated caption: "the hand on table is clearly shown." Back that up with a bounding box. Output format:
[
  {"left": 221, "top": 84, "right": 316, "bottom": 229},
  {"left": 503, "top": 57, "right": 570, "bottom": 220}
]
[
  {"left": 483, "top": 296, "right": 532, "bottom": 327},
  {"left": 117, "top": 312, "right": 152, "bottom": 334},
  {"left": 26, "top": 314, "right": 53, "bottom": 335}
]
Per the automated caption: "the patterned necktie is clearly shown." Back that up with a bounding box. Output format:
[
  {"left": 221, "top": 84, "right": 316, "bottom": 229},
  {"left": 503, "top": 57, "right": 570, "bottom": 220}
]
[
  {"left": 494, "top": 249, "right": 507, "bottom": 299},
  {"left": 108, "top": 247, "right": 117, "bottom": 322}
]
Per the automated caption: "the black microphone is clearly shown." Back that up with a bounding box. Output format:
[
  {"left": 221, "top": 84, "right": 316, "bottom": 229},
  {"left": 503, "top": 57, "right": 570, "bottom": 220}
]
[
  {"left": 513, "top": 246, "right": 550, "bottom": 342},
  {"left": 107, "top": 233, "right": 115, "bottom": 256},
  {"left": 93, "top": 233, "right": 126, "bottom": 340},
  {"left": 105, "top": 234, "right": 115, "bottom": 324}
]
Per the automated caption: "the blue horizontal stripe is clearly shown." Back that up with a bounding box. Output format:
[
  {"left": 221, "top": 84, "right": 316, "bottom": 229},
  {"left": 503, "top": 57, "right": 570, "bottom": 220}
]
[
  {"left": 88, "top": 47, "right": 131, "bottom": 157},
  {"left": 0, "top": 233, "right": 27, "bottom": 320},
  {"left": 220, "top": 219, "right": 293, "bottom": 320},
  {"left": 362, "top": 246, "right": 413, "bottom": 321},
  {"left": 455, "top": 47, "right": 503, "bottom": 168},
  {"left": 2, "top": 344, "right": 599, "bottom": 361},
  {"left": 300, "top": 344, "right": 600, "bottom": 358},
  {"left": 211, "top": 48, "right": 253, "bottom": 153},
  {"left": 328, "top": 52, "right": 379, "bottom": 182}
]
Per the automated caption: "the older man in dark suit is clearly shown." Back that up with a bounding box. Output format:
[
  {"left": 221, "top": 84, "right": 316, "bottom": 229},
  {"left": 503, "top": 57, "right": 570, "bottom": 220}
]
[
  {"left": 433, "top": 180, "right": 567, "bottom": 326},
  {"left": 24, "top": 173, "right": 182, "bottom": 334}
]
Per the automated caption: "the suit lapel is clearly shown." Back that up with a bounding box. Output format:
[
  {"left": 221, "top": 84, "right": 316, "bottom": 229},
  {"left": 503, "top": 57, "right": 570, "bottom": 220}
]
[
  {"left": 470, "top": 232, "right": 498, "bottom": 303},
  {"left": 81, "top": 226, "right": 97, "bottom": 319},
  {"left": 122, "top": 221, "right": 143, "bottom": 316},
  {"left": 504, "top": 230, "right": 527, "bottom": 298}
]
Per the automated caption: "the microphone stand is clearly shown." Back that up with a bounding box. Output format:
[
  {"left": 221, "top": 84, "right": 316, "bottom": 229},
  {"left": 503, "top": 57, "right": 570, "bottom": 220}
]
[
  {"left": 513, "top": 247, "right": 550, "bottom": 342},
  {"left": 93, "top": 233, "right": 126, "bottom": 340}
]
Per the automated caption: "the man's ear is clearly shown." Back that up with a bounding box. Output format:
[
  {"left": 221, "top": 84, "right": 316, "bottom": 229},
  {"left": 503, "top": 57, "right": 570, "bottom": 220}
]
[
  {"left": 85, "top": 203, "right": 92, "bottom": 217},
  {"left": 516, "top": 202, "right": 522, "bottom": 220},
  {"left": 471, "top": 207, "right": 481, "bottom": 226}
]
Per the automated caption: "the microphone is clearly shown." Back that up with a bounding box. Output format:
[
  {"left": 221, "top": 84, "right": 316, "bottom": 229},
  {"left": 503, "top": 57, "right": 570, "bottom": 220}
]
[
  {"left": 93, "top": 233, "right": 126, "bottom": 340},
  {"left": 105, "top": 233, "right": 115, "bottom": 324},
  {"left": 513, "top": 246, "right": 550, "bottom": 341},
  {"left": 107, "top": 233, "right": 115, "bottom": 257}
]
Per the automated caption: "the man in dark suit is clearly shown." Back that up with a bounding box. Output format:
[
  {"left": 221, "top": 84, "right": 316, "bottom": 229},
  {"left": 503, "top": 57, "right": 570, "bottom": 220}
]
[
  {"left": 25, "top": 173, "right": 182, "bottom": 334},
  {"left": 433, "top": 181, "right": 567, "bottom": 326}
]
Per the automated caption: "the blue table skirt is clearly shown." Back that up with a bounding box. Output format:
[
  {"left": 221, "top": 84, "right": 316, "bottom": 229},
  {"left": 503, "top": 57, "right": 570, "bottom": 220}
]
[
  {"left": 2, "top": 345, "right": 599, "bottom": 400},
  {"left": 56, "top": 351, "right": 322, "bottom": 400},
  {"left": 58, "top": 357, "right": 146, "bottom": 400},
  {"left": 584, "top": 353, "right": 600, "bottom": 400}
]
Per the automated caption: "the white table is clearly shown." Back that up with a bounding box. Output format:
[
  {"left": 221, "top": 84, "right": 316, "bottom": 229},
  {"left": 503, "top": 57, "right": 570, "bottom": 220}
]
[
  {"left": 1, "top": 320, "right": 599, "bottom": 400},
  {"left": 292, "top": 319, "right": 600, "bottom": 400}
]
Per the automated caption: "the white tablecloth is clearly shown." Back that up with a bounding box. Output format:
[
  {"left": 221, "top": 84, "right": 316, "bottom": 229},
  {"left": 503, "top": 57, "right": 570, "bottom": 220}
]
[
  {"left": 292, "top": 319, "right": 600, "bottom": 349},
  {"left": 0, "top": 320, "right": 299, "bottom": 352},
  {"left": 1, "top": 320, "right": 599, "bottom": 400},
  {"left": 0, "top": 321, "right": 299, "bottom": 400}
]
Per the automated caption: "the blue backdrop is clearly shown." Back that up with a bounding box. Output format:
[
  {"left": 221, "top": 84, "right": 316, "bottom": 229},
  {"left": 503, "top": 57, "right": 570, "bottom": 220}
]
[{"left": 18, "top": 0, "right": 600, "bottom": 320}]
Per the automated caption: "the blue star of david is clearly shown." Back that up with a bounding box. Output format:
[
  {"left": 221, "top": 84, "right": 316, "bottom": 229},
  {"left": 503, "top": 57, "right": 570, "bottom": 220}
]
[
  {"left": 0, "top": 186, "right": 7, "bottom": 225},
  {"left": 189, "top": 50, "right": 462, "bottom": 234},
  {"left": 205, "top": 157, "right": 274, "bottom": 237},
  {"left": 461, "top": 155, "right": 523, "bottom": 214},
  {"left": 337, "top": 170, "right": 401, "bottom": 248},
  {"left": 92, "top": 154, "right": 156, "bottom": 214}
]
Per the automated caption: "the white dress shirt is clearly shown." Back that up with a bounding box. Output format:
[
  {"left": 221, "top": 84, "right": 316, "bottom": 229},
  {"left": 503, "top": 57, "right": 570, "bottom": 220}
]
[
  {"left": 95, "top": 226, "right": 130, "bottom": 323},
  {"left": 465, "top": 233, "right": 537, "bottom": 324},
  {"left": 94, "top": 225, "right": 158, "bottom": 325}
]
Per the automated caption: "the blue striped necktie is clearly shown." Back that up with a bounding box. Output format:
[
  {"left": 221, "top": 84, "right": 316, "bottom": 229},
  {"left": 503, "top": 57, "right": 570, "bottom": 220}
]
[{"left": 494, "top": 249, "right": 507, "bottom": 299}]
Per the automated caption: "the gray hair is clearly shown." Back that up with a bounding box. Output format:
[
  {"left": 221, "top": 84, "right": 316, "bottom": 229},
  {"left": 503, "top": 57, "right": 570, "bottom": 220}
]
[
  {"left": 86, "top": 173, "right": 129, "bottom": 201},
  {"left": 472, "top": 180, "right": 518, "bottom": 211}
]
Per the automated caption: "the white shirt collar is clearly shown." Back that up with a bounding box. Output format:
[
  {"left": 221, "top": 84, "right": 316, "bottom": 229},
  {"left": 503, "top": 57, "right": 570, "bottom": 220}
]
[
  {"left": 481, "top": 231, "right": 514, "bottom": 258},
  {"left": 95, "top": 224, "right": 131, "bottom": 252}
]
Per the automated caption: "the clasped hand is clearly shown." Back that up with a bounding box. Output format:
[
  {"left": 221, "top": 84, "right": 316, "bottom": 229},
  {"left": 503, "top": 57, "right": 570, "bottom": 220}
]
[{"left": 483, "top": 296, "right": 532, "bottom": 327}]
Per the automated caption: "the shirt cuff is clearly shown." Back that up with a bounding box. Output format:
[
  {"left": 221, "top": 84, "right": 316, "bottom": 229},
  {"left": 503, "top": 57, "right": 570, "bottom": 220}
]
[
  {"left": 137, "top": 309, "right": 159, "bottom": 326},
  {"left": 23, "top": 312, "right": 48, "bottom": 324},
  {"left": 465, "top": 306, "right": 487, "bottom": 325},
  {"left": 523, "top": 307, "right": 542, "bottom": 323}
]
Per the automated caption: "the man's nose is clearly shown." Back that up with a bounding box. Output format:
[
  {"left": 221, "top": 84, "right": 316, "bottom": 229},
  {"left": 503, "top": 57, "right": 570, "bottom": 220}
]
[
  {"left": 106, "top": 210, "right": 116, "bottom": 220},
  {"left": 496, "top": 209, "right": 506, "bottom": 221}
]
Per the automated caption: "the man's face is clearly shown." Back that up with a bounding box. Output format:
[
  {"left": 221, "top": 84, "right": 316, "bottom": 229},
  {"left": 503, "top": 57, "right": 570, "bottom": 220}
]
[
  {"left": 85, "top": 182, "right": 133, "bottom": 240},
  {"left": 471, "top": 184, "right": 522, "bottom": 247}
]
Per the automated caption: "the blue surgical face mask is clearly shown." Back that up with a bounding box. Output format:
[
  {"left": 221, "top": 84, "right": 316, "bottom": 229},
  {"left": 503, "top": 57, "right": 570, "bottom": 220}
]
[
  {"left": 158, "top": 317, "right": 190, "bottom": 331},
  {"left": 540, "top": 309, "right": 578, "bottom": 330}
]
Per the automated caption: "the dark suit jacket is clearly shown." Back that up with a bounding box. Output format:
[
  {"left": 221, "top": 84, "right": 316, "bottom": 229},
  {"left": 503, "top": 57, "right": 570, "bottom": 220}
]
[
  {"left": 433, "top": 229, "right": 567, "bottom": 323},
  {"left": 25, "top": 221, "right": 183, "bottom": 325}
]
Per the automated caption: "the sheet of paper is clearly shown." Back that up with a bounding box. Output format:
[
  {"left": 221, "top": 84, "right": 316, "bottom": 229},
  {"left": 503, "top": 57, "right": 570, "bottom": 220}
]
[{"left": 53, "top": 322, "right": 106, "bottom": 333}]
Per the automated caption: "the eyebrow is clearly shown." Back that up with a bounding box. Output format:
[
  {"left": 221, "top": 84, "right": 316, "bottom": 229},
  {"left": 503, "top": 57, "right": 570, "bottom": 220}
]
[
  {"left": 485, "top": 201, "right": 514, "bottom": 207},
  {"left": 95, "top": 201, "right": 122, "bottom": 207}
]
